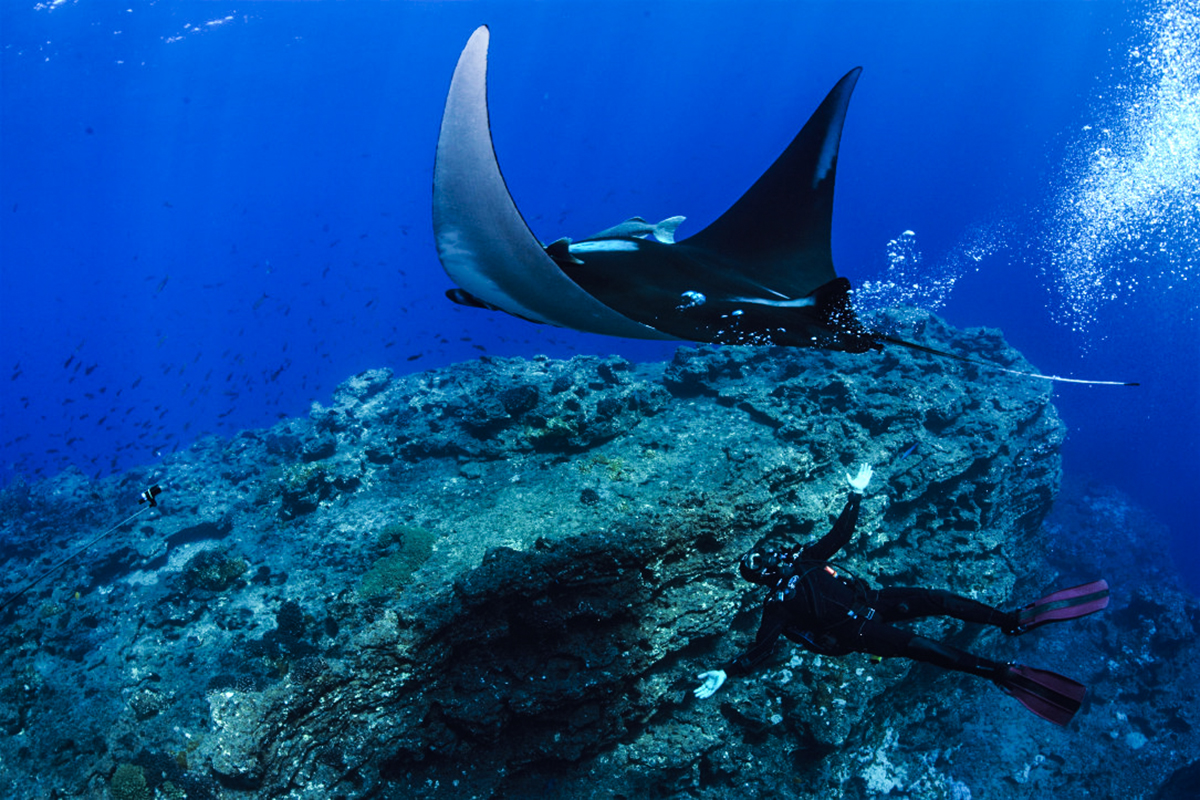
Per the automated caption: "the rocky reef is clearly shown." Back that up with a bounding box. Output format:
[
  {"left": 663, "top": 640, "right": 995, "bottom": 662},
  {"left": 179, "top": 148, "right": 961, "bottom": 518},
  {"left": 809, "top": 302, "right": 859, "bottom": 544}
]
[{"left": 0, "top": 310, "right": 1195, "bottom": 799}]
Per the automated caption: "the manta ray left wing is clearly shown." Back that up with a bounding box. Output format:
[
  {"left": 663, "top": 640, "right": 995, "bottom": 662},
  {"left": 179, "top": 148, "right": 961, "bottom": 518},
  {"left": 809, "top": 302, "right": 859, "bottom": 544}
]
[{"left": 433, "top": 26, "right": 676, "bottom": 341}]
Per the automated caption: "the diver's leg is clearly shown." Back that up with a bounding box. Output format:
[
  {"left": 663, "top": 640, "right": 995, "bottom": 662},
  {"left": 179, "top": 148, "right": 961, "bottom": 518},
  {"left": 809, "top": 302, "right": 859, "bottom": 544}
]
[
  {"left": 853, "top": 619, "right": 1006, "bottom": 679},
  {"left": 872, "top": 587, "right": 1016, "bottom": 631},
  {"left": 851, "top": 619, "right": 1086, "bottom": 726}
]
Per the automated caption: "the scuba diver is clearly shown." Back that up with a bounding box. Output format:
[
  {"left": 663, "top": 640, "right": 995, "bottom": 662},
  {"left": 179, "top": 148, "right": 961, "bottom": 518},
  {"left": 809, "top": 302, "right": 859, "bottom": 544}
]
[{"left": 693, "top": 465, "right": 1109, "bottom": 726}]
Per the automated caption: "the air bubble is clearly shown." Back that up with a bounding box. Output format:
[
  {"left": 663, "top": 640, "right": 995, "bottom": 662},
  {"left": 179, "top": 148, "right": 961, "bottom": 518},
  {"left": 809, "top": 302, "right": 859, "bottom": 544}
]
[{"left": 1043, "top": 0, "right": 1200, "bottom": 336}]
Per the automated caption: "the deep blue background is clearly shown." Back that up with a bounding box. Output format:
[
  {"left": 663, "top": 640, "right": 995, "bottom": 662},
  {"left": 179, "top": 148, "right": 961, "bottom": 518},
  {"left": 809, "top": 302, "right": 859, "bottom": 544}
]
[{"left": 3, "top": 2, "right": 1197, "bottom": 588}]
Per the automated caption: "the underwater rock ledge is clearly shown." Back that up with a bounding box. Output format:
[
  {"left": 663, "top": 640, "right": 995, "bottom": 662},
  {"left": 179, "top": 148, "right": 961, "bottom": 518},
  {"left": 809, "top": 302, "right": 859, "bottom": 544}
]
[{"left": 2, "top": 310, "right": 1191, "bottom": 799}]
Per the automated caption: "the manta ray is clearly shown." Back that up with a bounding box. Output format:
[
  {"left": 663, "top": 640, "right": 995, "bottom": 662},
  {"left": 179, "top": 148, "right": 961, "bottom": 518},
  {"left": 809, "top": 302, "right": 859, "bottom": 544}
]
[{"left": 432, "top": 26, "right": 1135, "bottom": 387}]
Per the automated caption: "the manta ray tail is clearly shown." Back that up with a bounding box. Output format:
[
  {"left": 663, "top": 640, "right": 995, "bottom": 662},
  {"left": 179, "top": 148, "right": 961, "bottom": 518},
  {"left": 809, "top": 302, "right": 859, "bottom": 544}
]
[{"left": 877, "top": 335, "right": 1139, "bottom": 387}]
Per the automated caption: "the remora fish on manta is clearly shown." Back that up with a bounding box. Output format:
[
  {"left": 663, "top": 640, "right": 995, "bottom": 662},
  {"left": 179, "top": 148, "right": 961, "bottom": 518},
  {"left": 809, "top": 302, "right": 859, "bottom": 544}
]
[{"left": 432, "top": 26, "right": 1136, "bottom": 386}]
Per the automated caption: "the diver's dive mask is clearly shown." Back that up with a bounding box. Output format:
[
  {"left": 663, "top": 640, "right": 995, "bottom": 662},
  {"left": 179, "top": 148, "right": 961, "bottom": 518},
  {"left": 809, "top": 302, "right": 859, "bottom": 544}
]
[{"left": 740, "top": 550, "right": 786, "bottom": 586}]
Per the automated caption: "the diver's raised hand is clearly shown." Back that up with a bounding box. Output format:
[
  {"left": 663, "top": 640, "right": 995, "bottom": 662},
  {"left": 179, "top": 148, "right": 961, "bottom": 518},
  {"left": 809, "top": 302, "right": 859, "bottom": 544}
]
[
  {"left": 847, "top": 464, "right": 873, "bottom": 493},
  {"left": 694, "top": 669, "right": 727, "bottom": 699}
]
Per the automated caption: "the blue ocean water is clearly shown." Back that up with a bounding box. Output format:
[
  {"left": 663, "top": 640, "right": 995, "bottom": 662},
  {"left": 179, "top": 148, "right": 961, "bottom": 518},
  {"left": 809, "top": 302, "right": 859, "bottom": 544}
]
[{"left": 1, "top": 1, "right": 1197, "bottom": 588}]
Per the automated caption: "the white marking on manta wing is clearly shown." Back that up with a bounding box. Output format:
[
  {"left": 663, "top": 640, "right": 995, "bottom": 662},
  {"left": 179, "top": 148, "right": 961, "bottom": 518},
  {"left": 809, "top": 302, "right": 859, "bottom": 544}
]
[
  {"left": 568, "top": 240, "right": 641, "bottom": 254},
  {"left": 726, "top": 296, "right": 816, "bottom": 308},
  {"left": 815, "top": 133, "right": 838, "bottom": 187},
  {"left": 812, "top": 71, "right": 858, "bottom": 189},
  {"left": 734, "top": 280, "right": 790, "bottom": 300}
]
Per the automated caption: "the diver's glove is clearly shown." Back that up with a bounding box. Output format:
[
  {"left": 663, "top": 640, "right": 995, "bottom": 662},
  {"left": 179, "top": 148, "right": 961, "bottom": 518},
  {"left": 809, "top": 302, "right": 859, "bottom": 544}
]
[
  {"left": 846, "top": 464, "right": 873, "bottom": 493},
  {"left": 693, "top": 669, "right": 727, "bottom": 699}
]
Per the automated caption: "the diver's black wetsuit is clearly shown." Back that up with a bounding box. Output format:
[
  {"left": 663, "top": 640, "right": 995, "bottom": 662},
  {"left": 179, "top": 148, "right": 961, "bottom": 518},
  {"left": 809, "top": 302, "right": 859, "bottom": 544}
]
[{"left": 727, "top": 492, "right": 1015, "bottom": 681}]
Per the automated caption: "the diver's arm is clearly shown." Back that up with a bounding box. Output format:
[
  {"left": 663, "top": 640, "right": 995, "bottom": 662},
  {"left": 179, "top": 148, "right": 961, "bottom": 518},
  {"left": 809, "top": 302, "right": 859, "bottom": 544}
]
[
  {"left": 726, "top": 623, "right": 784, "bottom": 676},
  {"left": 801, "top": 464, "right": 872, "bottom": 562},
  {"left": 694, "top": 603, "right": 786, "bottom": 699},
  {"left": 803, "top": 493, "right": 860, "bottom": 561}
]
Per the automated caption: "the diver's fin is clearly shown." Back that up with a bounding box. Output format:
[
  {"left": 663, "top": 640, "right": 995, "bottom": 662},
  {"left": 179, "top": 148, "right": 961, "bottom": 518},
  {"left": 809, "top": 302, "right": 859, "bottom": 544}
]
[
  {"left": 996, "top": 664, "right": 1086, "bottom": 727},
  {"left": 1011, "top": 579, "right": 1110, "bottom": 634}
]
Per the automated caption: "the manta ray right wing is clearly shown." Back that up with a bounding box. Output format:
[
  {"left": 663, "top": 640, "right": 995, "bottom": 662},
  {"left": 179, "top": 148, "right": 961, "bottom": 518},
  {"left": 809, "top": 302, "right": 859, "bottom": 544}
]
[{"left": 680, "top": 68, "right": 862, "bottom": 301}]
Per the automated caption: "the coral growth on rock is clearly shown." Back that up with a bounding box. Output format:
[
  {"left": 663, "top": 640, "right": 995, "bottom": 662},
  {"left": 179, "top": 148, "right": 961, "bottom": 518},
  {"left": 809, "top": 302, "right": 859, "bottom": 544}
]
[{"left": 0, "top": 311, "right": 1195, "bottom": 799}]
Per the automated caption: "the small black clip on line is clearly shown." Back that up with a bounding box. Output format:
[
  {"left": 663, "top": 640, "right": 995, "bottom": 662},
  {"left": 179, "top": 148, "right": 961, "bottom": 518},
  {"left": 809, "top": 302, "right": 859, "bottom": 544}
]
[
  {"left": 0, "top": 484, "right": 164, "bottom": 616},
  {"left": 139, "top": 485, "right": 162, "bottom": 507}
]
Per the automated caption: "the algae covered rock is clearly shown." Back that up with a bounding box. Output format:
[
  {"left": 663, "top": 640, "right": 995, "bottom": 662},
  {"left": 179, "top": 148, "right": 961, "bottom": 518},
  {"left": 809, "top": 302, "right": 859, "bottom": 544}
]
[
  {"left": 2, "top": 310, "right": 1194, "bottom": 800},
  {"left": 181, "top": 547, "right": 248, "bottom": 593},
  {"left": 177, "top": 311, "right": 1074, "bottom": 798},
  {"left": 359, "top": 525, "right": 436, "bottom": 599}
]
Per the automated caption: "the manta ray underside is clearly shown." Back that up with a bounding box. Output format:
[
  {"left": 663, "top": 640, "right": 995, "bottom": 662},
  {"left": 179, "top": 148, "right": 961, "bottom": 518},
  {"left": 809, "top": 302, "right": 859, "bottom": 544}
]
[
  {"left": 433, "top": 25, "right": 875, "bottom": 353},
  {"left": 431, "top": 26, "right": 1137, "bottom": 386}
]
